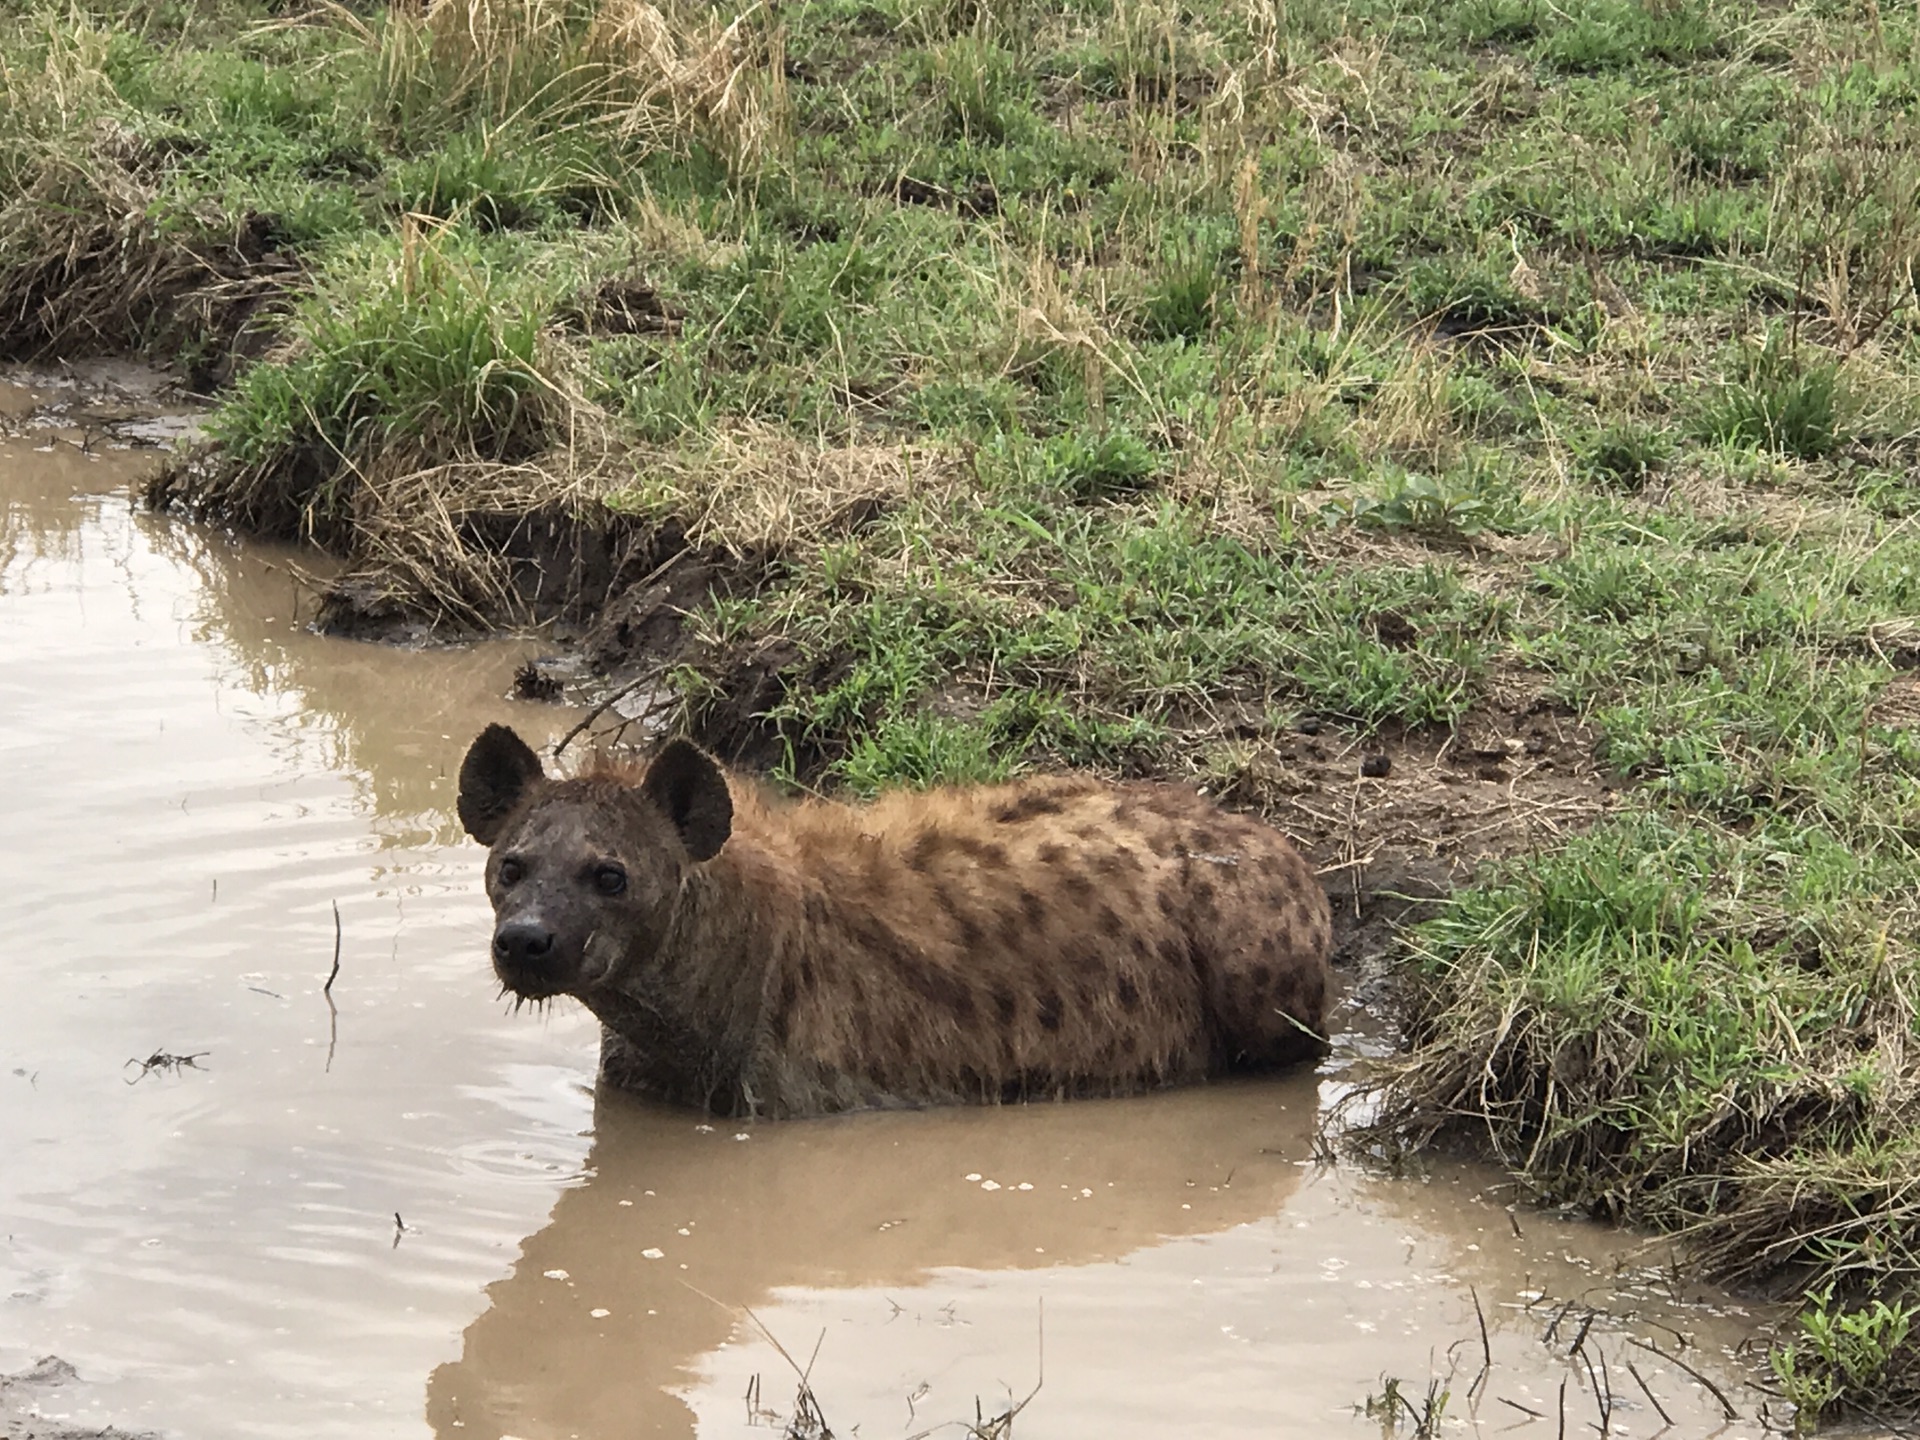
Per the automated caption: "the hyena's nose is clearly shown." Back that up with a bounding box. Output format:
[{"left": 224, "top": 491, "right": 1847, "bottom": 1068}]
[{"left": 493, "top": 920, "right": 555, "bottom": 968}]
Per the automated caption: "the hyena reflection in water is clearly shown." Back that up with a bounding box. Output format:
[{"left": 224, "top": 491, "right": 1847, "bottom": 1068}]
[{"left": 458, "top": 725, "right": 1334, "bottom": 1118}]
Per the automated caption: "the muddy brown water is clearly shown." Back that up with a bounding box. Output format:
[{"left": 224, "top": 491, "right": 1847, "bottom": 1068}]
[{"left": 0, "top": 370, "right": 1790, "bottom": 1439}]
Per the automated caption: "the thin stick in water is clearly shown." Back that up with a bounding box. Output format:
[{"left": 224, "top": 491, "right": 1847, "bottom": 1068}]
[
  {"left": 1625, "top": 1359, "right": 1674, "bottom": 1427},
  {"left": 1581, "top": 1343, "right": 1610, "bottom": 1437},
  {"left": 326, "top": 900, "right": 342, "bottom": 996},
  {"left": 1627, "top": 1337, "right": 1737, "bottom": 1421},
  {"left": 1567, "top": 1308, "right": 1597, "bottom": 1357},
  {"left": 324, "top": 900, "right": 342, "bottom": 1073},
  {"left": 1469, "top": 1285, "right": 1492, "bottom": 1401},
  {"left": 553, "top": 674, "right": 653, "bottom": 758},
  {"left": 1543, "top": 1298, "right": 1577, "bottom": 1346}
]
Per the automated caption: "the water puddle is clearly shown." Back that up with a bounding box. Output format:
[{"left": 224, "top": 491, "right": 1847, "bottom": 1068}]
[{"left": 0, "top": 371, "right": 1789, "bottom": 1439}]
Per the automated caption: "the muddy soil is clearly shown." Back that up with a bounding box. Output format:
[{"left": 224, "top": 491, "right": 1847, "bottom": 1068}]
[
  {"left": 1245, "top": 683, "right": 1616, "bottom": 996},
  {"left": 0, "top": 368, "right": 1799, "bottom": 1439}
]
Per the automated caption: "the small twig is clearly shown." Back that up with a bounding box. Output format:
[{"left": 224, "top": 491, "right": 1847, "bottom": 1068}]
[
  {"left": 1626, "top": 1360, "right": 1673, "bottom": 1428},
  {"left": 324, "top": 900, "right": 342, "bottom": 1073},
  {"left": 1343, "top": 773, "right": 1364, "bottom": 919},
  {"left": 1580, "top": 1344, "right": 1608, "bottom": 1436},
  {"left": 553, "top": 674, "right": 656, "bottom": 758},
  {"left": 1567, "top": 1309, "right": 1597, "bottom": 1357},
  {"left": 906, "top": 1298, "right": 1043, "bottom": 1440},
  {"left": 1469, "top": 1285, "right": 1492, "bottom": 1401},
  {"left": 1627, "top": 1337, "right": 1738, "bottom": 1420},
  {"left": 325, "top": 900, "right": 342, "bottom": 996},
  {"left": 683, "top": 1281, "right": 837, "bottom": 1437},
  {"left": 1543, "top": 1299, "right": 1577, "bottom": 1346},
  {"left": 1557, "top": 1376, "right": 1567, "bottom": 1440},
  {"left": 804, "top": 1328, "right": 825, "bottom": 1384},
  {"left": 1640, "top": 1314, "right": 1691, "bottom": 1349},
  {"left": 1498, "top": 1396, "right": 1544, "bottom": 1419}
]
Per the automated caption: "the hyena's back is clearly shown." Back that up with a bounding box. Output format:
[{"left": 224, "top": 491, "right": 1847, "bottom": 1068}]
[{"left": 747, "top": 771, "right": 1333, "bottom": 1102}]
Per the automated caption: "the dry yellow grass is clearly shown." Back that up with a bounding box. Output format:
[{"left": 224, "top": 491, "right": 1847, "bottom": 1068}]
[{"left": 363, "top": 0, "right": 788, "bottom": 169}]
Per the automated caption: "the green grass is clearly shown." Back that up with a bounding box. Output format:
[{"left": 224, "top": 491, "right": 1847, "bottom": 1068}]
[
  {"left": 11, "top": 0, "right": 1920, "bottom": 1422},
  {"left": 195, "top": 227, "right": 565, "bottom": 543}
]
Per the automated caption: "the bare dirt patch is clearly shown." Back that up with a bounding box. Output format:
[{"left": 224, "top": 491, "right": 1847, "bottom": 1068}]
[{"left": 1215, "top": 681, "right": 1616, "bottom": 990}]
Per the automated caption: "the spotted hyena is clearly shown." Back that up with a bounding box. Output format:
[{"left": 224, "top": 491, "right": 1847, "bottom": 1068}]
[{"left": 457, "top": 726, "right": 1334, "bottom": 1117}]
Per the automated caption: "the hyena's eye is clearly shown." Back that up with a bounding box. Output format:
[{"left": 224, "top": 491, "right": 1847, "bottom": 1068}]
[
  {"left": 498, "top": 858, "right": 524, "bottom": 886},
  {"left": 593, "top": 864, "right": 627, "bottom": 897}
]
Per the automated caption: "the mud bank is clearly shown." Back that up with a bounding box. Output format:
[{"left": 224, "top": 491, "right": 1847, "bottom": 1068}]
[{"left": 153, "top": 463, "right": 1617, "bottom": 992}]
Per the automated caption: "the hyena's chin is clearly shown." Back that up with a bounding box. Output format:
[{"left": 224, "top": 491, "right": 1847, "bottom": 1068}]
[{"left": 496, "top": 969, "right": 571, "bottom": 1003}]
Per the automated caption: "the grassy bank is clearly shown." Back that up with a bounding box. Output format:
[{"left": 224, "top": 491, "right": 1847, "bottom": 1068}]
[{"left": 8, "top": 0, "right": 1920, "bottom": 1423}]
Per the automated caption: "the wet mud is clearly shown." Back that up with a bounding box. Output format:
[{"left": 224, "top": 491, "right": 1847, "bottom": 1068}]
[
  {"left": 2, "top": 1355, "right": 158, "bottom": 1440},
  {"left": 0, "top": 369, "right": 1804, "bottom": 1439}
]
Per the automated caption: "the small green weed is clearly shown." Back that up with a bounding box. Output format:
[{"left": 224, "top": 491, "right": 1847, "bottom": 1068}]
[
  {"left": 391, "top": 130, "right": 622, "bottom": 231},
  {"left": 1537, "top": 0, "right": 1719, "bottom": 72},
  {"left": 1455, "top": 0, "right": 1541, "bottom": 44},
  {"left": 833, "top": 709, "right": 1018, "bottom": 794},
  {"left": 1773, "top": 1288, "right": 1917, "bottom": 1432},
  {"left": 1361, "top": 1375, "right": 1450, "bottom": 1437},
  {"left": 1402, "top": 256, "right": 1546, "bottom": 335},
  {"left": 1039, "top": 429, "right": 1160, "bottom": 500},
  {"left": 1140, "top": 250, "right": 1226, "bottom": 342},
  {"left": 1319, "top": 467, "right": 1520, "bottom": 539},
  {"left": 929, "top": 37, "right": 1027, "bottom": 144}
]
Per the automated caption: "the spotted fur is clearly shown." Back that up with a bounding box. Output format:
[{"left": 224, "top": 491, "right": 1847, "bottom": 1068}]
[{"left": 458, "top": 726, "right": 1334, "bottom": 1118}]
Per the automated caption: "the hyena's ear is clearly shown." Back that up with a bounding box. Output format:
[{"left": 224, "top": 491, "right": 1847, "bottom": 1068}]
[
  {"left": 641, "top": 738, "right": 733, "bottom": 862},
  {"left": 458, "top": 724, "right": 546, "bottom": 846}
]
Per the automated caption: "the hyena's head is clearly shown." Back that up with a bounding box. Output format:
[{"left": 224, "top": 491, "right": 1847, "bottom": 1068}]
[{"left": 456, "top": 726, "right": 734, "bottom": 1001}]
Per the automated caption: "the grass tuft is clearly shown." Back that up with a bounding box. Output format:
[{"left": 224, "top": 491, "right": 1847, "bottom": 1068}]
[
  {"left": 1577, "top": 424, "right": 1671, "bottom": 491},
  {"left": 373, "top": 0, "right": 787, "bottom": 171},
  {"left": 187, "top": 222, "right": 563, "bottom": 540},
  {"left": 1700, "top": 328, "right": 1847, "bottom": 460}
]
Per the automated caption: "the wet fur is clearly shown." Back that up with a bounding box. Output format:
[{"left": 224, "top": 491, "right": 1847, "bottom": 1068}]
[{"left": 462, "top": 731, "right": 1335, "bottom": 1119}]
